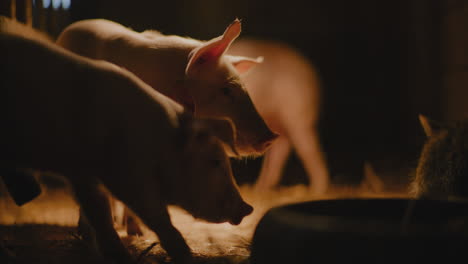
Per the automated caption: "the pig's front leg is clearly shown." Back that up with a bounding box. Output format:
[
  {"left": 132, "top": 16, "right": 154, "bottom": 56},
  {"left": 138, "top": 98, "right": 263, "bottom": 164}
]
[
  {"left": 255, "top": 136, "right": 291, "bottom": 190},
  {"left": 142, "top": 207, "right": 192, "bottom": 264},
  {"left": 123, "top": 189, "right": 192, "bottom": 264},
  {"left": 290, "top": 128, "right": 329, "bottom": 194},
  {"left": 123, "top": 206, "right": 144, "bottom": 236},
  {"left": 71, "top": 179, "right": 134, "bottom": 264},
  {"left": 108, "top": 197, "right": 143, "bottom": 236}
]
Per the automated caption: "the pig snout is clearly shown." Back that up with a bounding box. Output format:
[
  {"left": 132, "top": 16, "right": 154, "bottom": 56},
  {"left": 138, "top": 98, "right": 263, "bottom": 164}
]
[{"left": 228, "top": 201, "right": 253, "bottom": 225}]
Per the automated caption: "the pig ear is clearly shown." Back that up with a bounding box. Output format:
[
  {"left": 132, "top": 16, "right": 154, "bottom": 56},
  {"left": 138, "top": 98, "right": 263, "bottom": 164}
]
[
  {"left": 185, "top": 19, "right": 241, "bottom": 76},
  {"left": 196, "top": 118, "right": 239, "bottom": 157},
  {"left": 418, "top": 114, "right": 443, "bottom": 138},
  {"left": 227, "top": 55, "right": 263, "bottom": 75}
]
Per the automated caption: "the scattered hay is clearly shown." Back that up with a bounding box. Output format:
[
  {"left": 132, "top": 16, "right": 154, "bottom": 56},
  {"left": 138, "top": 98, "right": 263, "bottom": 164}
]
[{"left": 0, "top": 178, "right": 408, "bottom": 264}]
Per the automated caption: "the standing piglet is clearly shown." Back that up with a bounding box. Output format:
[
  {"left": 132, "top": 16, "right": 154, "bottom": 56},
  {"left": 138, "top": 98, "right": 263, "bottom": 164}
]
[
  {"left": 56, "top": 18, "right": 276, "bottom": 157},
  {"left": 229, "top": 38, "right": 330, "bottom": 194},
  {"left": 411, "top": 115, "right": 468, "bottom": 199},
  {"left": 0, "top": 17, "right": 252, "bottom": 264}
]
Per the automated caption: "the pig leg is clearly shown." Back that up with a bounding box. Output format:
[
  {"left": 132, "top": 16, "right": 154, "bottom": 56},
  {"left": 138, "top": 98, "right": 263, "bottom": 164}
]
[
  {"left": 122, "top": 189, "right": 192, "bottom": 264},
  {"left": 138, "top": 209, "right": 191, "bottom": 264},
  {"left": 107, "top": 190, "right": 143, "bottom": 237},
  {"left": 77, "top": 208, "right": 94, "bottom": 242},
  {"left": 110, "top": 197, "right": 126, "bottom": 230},
  {"left": 254, "top": 136, "right": 291, "bottom": 191},
  {"left": 72, "top": 180, "right": 134, "bottom": 264},
  {"left": 123, "top": 207, "right": 144, "bottom": 236},
  {"left": 289, "top": 127, "right": 329, "bottom": 195}
]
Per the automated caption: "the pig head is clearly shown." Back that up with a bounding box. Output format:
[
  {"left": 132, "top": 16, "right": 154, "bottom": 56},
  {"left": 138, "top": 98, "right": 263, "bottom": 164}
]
[
  {"left": 57, "top": 19, "right": 277, "bottom": 157},
  {"left": 183, "top": 19, "right": 277, "bottom": 156},
  {"left": 164, "top": 115, "right": 253, "bottom": 225}
]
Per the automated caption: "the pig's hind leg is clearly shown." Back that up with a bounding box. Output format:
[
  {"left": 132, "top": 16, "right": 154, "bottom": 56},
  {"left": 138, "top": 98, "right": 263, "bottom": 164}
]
[
  {"left": 123, "top": 206, "right": 144, "bottom": 236},
  {"left": 109, "top": 197, "right": 143, "bottom": 236},
  {"left": 289, "top": 127, "right": 329, "bottom": 195},
  {"left": 72, "top": 180, "right": 134, "bottom": 264},
  {"left": 255, "top": 136, "right": 291, "bottom": 191}
]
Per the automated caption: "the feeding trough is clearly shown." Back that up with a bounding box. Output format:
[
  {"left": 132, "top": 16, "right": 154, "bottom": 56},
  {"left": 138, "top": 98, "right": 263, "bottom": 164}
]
[{"left": 251, "top": 198, "right": 468, "bottom": 264}]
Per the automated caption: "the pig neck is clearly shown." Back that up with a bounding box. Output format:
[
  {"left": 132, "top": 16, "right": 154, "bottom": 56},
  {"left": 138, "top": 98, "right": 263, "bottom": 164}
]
[{"left": 101, "top": 34, "right": 200, "bottom": 104}]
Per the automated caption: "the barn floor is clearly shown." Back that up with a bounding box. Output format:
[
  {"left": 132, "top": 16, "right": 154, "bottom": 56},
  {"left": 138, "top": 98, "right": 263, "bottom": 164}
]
[
  {"left": 0, "top": 171, "right": 408, "bottom": 264},
  {"left": 0, "top": 224, "right": 254, "bottom": 264}
]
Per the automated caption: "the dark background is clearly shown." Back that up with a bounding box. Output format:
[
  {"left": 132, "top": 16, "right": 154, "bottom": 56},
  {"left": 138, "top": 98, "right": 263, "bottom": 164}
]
[{"left": 2, "top": 0, "right": 467, "bottom": 187}]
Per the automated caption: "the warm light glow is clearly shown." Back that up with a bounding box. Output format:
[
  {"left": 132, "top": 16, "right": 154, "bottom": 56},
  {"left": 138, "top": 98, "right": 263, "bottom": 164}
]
[{"left": 0, "top": 178, "right": 408, "bottom": 258}]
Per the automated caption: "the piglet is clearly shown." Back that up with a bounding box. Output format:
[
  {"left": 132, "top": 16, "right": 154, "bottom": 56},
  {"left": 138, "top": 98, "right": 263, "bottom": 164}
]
[
  {"left": 411, "top": 115, "right": 468, "bottom": 199},
  {"left": 228, "top": 38, "right": 330, "bottom": 194},
  {"left": 56, "top": 18, "right": 277, "bottom": 157},
  {"left": 0, "top": 17, "right": 252, "bottom": 264}
]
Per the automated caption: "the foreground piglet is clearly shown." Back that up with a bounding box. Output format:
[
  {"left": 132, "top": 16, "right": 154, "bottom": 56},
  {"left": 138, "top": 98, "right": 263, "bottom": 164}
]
[
  {"left": 0, "top": 17, "right": 252, "bottom": 264},
  {"left": 228, "top": 38, "right": 330, "bottom": 194},
  {"left": 56, "top": 18, "right": 276, "bottom": 156},
  {"left": 411, "top": 115, "right": 468, "bottom": 199}
]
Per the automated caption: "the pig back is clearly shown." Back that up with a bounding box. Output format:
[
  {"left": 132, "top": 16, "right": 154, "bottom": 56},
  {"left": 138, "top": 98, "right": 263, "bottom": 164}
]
[
  {"left": 229, "top": 38, "right": 322, "bottom": 133},
  {"left": 0, "top": 31, "right": 180, "bottom": 178},
  {"left": 1, "top": 33, "right": 95, "bottom": 167},
  {"left": 56, "top": 19, "right": 135, "bottom": 60}
]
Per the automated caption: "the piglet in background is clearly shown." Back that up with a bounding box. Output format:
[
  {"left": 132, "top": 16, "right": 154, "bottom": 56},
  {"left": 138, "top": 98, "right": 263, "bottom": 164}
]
[
  {"left": 56, "top": 18, "right": 276, "bottom": 157},
  {"left": 229, "top": 39, "right": 330, "bottom": 194},
  {"left": 411, "top": 115, "right": 468, "bottom": 199},
  {"left": 0, "top": 17, "right": 252, "bottom": 264}
]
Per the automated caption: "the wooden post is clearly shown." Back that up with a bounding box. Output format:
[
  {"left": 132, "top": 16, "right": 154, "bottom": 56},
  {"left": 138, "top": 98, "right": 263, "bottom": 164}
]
[
  {"left": 36, "top": 0, "right": 47, "bottom": 32},
  {"left": 15, "top": 0, "right": 33, "bottom": 24},
  {"left": 25, "top": 0, "right": 32, "bottom": 26},
  {"left": 15, "top": 0, "right": 25, "bottom": 22},
  {"left": 10, "top": 0, "right": 17, "bottom": 19},
  {"left": 48, "top": 4, "right": 58, "bottom": 38}
]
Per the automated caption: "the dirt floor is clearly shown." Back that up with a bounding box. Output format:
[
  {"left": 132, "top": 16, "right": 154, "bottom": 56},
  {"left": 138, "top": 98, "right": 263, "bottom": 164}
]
[
  {"left": 0, "top": 224, "right": 254, "bottom": 264},
  {"left": 0, "top": 171, "right": 409, "bottom": 264}
]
